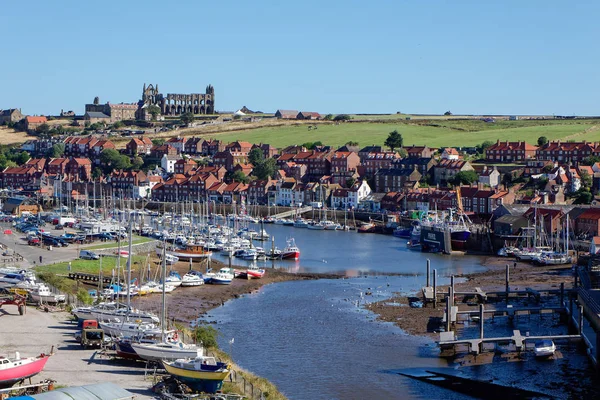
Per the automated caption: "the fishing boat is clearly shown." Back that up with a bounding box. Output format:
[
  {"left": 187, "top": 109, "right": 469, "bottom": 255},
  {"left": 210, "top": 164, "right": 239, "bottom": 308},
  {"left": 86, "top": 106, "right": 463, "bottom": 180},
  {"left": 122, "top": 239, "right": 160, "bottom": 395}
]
[
  {"left": 0, "top": 351, "right": 52, "bottom": 388},
  {"left": 534, "top": 340, "right": 556, "bottom": 357},
  {"left": 281, "top": 238, "right": 300, "bottom": 260},
  {"left": 162, "top": 244, "right": 212, "bottom": 261},
  {"left": 211, "top": 268, "right": 234, "bottom": 285},
  {"left": 30, "top": 283, "right": 66, "bottom": 303},
  {"left": 393, "top": 226, "right": 412, "bottom": 238},
  {"left": 162, "top": 355, "right": 231, "bottom": 393},
  {"left": 181, "top": 271, "right": 205, "bottom": 287}
]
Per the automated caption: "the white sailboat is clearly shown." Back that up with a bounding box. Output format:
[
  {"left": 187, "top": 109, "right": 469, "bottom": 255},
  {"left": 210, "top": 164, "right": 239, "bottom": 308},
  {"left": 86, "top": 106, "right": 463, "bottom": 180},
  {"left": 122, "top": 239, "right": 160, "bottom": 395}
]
[{"left": 131, "top": 246, "right": 202, "bottom": 362}]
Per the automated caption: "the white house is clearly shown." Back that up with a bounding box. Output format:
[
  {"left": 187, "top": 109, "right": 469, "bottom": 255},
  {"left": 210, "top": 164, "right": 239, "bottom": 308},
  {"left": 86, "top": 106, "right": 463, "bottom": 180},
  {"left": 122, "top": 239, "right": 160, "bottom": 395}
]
[
  {"left": 332, "top": 180, "right": 372, "bottom": 209},
  {"left": 276, "top": 179, "right": 300, "bottom": 206},
  {"left": 479, "top": 166, "right": 500, "bottom": 188},
  {"left": 161, "top": 154, "right": 180, "bottom": 174},
  {"left": 441, "top": 148, "right": 460, "bottom": 160}
]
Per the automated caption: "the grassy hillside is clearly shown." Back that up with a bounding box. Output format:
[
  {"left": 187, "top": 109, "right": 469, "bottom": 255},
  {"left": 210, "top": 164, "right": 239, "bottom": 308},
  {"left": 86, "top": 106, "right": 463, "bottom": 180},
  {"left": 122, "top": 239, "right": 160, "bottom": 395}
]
[{"left": 203, "top": 119, "right": 600, "bottom": 149}]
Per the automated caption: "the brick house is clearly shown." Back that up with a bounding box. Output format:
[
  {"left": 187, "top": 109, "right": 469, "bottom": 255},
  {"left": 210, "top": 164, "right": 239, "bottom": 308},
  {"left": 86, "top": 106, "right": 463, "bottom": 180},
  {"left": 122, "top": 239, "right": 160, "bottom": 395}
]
[
  {"left": 126, "top": 137, "right": 153, "bottom": 156},
  {"left": 174, "top": 158, "right": 198, "bottom": 175},
  {"left": 213, "top": 150, "right": 248, "bottom": 172},
  {"left": 523, "top": 207, "right": 564, "bottom": 234},
  {"left": 0, "top": 165, "right": 44, "bottom": 189},
  {"left": 575, "top": 208, "right": 600, "bottom": 237},
  {"left": 110, "top": 169, "right": 148, "bottom": 189},
  {"left": 381, "top": 192, "right": 405, "bottom": 211},
  {"left": 65, "top": 158, "right": 92, "bottom": 181},
  {"left": 195, "top": 166, "right": 227, "bottom": 181},
  {"left": 150, "top": 144, "right": 177, "bottom": 159},
  {"left": 221, "top": 182, "right": 248, "bottom": 204},
  {"left": 46, "top": 158, "right": 70, "bottom": 176},
  {"left": 184, "top": 173, "right": 219, "bottom": 200},
  {"left": 459, "top": 186, "right": 513, "bottom": 215},
  {"left": 247, "top": 179, "right": 277, "bottom": 205},
  {"left": 433, "top": 159, "right": 475, "bottom": 185},
  {"left": 405, "top": 145, "right": 433, "bottom": 158},
  {"left": 330, "top": 151, "right": 360, "bottom": 173},
  {"left": 441, "top": 148, "right": 460, "bottom": 160},
  {"left": 251, "top": 143, "right": 278, "bottom": 159},
  {"left": 358, "top": 152, "right": 400, "bottom": 177},
  {"left": 202, "top": 140, "right": 225, "bottom": 156},
  {"left": 485, "top": 141, "right": 538, "bottom": 162},
  {"left": 166, "top": 137, "right": 187, "bottom": 154},
  {"left": 226, "top": 141, "right": 253, "bottom": 155},
  {"left": 393, "top": 157, "right": 437, "bottom": 179},
  {"left": 374, "top": 168, "right": 421, "bottom": 192},
  {"left": 536, "top": 141, "right": 597, "bottom": 164},
  {"left": 184, "top": 137, "right": 203, "bottom": 155}
]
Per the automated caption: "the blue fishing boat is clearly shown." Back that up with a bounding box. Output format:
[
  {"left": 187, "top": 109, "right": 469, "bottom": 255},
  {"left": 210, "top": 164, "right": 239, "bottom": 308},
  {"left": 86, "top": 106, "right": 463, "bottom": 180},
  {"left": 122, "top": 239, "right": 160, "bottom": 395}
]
[{"left": 162, "top": 355, "right": 230, "bottom": 393}]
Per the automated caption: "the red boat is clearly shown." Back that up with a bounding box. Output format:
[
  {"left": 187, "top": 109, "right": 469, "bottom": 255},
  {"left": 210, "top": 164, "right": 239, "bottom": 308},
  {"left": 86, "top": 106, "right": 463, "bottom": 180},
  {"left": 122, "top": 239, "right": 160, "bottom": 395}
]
[
  {"left": 281, "top": 238, "right": 300, "bottom": 260},
  {"left": 0, "top": 351, "right": 52, "bottom": 388}
]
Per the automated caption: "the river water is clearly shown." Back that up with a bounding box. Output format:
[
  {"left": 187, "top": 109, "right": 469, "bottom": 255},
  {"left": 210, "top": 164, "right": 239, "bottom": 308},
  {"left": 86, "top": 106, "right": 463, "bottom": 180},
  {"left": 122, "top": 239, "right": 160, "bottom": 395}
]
[{"left": 200, "top": 224, "right": 599, "bottom": 399}]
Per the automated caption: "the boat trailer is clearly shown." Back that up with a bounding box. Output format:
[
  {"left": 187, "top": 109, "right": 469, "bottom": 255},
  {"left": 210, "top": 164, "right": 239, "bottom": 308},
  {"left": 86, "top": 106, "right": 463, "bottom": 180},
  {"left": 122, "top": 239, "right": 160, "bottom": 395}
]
[{"left": 0, "top": 288, "right": 27, "bottom": 315}]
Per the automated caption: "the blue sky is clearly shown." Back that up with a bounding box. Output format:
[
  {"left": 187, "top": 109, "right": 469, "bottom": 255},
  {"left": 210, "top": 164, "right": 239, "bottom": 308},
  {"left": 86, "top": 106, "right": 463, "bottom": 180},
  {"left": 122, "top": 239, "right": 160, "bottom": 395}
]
[{"left": 1, "top": 0, "right": 598, "bottom": 116}]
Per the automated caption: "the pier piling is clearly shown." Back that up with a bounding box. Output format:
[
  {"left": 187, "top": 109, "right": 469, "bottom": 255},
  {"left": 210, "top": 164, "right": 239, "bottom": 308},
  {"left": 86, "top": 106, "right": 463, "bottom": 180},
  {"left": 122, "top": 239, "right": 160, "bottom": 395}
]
[
  {"left": 579, "top": 305, "right": 584, "bottom": 336},
  {"left": 433, "top": 269, "right": 437, "bottom": 308},
  {"left": 450, "top": 276, "right": 455, "bottom": 306},
  {"left": 479, "top": 304, "right": 484, "bottom": 339},
  {"left": 505, "top": 265, "right": 510, "bottom": 304},
  {"left": 560, "top": 282, "right": 564, "bottom": 306},
  {"left": 426, "top": 259, "right": 431, "bottom": 287}
]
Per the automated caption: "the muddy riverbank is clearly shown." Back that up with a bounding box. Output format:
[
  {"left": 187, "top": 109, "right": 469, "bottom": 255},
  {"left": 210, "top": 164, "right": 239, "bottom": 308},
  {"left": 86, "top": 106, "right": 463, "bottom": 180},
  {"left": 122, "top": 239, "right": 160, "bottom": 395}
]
[
  {"left": 365, "top": 257, "right": 575, "bottom": 337},
  {"left": 131, "top": 259, "right": 342, "bottom": 323}
]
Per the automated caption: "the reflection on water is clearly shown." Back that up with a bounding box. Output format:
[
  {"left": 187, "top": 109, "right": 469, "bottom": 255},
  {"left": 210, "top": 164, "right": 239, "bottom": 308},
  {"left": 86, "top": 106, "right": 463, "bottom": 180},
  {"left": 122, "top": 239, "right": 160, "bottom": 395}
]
[
  {"left": 212, "top": 223, "right": 487, "bottom": 275},
  {"left": 201, "top": 277, "right": 472, "bottom": 400}
]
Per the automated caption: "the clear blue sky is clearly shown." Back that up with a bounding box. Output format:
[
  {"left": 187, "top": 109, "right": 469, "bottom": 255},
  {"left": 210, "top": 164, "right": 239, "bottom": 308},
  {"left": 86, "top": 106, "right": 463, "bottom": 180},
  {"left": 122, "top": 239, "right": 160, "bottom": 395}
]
[{"left": 1, "top": 0, "right": 598, "bottom": 116}]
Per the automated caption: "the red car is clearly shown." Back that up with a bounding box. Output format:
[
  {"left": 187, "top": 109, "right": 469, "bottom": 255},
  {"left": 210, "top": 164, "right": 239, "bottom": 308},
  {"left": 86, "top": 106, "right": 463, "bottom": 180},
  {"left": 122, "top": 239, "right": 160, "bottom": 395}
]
[{"left": 28, "top": 238, "right": 40, "bottom": 246}]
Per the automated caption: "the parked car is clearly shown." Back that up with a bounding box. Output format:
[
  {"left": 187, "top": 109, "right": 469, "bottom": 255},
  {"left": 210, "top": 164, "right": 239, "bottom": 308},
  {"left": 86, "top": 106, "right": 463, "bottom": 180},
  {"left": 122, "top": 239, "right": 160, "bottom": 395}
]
[
  {"left": 79, "top": 250, "right": 100, "bottom": 260},
  {"left": 55, "top": 224, "right": 64, "bottom": 230},
  {"left": 28, "top": 238, "right": 40, "bottom": 246}
]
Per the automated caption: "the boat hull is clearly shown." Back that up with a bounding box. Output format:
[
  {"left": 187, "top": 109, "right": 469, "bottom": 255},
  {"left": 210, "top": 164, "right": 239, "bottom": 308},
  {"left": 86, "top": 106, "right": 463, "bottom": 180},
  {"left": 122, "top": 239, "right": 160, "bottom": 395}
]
[
  {"left": 0, "top": 355, "right": 50, "bottom": 389},
  {"left": 281, "top": 251, "right": 300, "bottom": 260},
  {"left": 162, "top": 362, "right": 229, "bottom": 393},
  {"left": 210, "top": 278, "right": 232, "bottom": 285},
  {"left": 130, "top": 343, "right": 201, "bottom": 362}
]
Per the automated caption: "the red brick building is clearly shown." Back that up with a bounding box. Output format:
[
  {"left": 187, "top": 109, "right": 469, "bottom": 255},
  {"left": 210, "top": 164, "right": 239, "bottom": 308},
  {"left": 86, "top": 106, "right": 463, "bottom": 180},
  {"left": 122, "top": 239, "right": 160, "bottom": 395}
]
[
  {"left": 485, "top": 141, "right": 538, "bottom": 162},
  {"left": 536, "top": 141, "right": 597, "bottom": 163}
]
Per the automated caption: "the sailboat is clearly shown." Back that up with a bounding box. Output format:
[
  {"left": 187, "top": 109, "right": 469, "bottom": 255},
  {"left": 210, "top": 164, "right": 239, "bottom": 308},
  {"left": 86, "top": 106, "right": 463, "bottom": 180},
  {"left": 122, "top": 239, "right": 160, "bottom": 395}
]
[{"left": 131, "top": 246, "right": 203, "bottom": 362}]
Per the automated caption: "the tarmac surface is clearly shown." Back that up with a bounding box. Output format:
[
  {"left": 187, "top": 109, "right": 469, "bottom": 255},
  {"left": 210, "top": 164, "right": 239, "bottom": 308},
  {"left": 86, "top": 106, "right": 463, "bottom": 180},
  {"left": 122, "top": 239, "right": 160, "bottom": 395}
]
[{"left": 0, "top": 307, "right": 157, "bottom": 398}]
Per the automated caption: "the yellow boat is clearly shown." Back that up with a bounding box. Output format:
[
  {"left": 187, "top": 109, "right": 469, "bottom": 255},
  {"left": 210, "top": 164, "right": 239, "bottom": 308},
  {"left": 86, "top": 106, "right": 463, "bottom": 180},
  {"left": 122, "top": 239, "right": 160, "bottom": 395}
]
[{"left": 162, "top": 356, "right": 230, "bottom": 393}]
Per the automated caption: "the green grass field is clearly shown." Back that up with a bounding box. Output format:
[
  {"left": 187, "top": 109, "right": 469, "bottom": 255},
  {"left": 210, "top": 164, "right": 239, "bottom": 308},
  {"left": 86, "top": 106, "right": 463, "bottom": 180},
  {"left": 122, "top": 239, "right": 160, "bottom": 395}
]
[
  {"left": 83, "top": 236, "right": 155, "bottom": 250},
  {"left": 203, "top": 119, "right": 600, "bottom": 149},
  {"left": 36, "top": 255, "right": 150, "bottom": 275}
]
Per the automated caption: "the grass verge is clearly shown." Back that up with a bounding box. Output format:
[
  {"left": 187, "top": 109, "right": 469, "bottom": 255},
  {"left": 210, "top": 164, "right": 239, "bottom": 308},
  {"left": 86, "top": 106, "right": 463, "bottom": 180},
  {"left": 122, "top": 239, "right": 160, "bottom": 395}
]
[{"left": 83, "top": 236, "right": 155, "bottom": 250}]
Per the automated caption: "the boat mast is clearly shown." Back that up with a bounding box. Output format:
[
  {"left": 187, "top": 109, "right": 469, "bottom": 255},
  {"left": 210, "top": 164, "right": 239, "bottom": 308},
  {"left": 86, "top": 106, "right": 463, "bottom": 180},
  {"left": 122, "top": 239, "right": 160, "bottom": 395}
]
[
  {"left": 126, "top": 214, "right": 133, "bottom": 319},
  {"left": 161, "top": 244, "right": 167, "bottom": 341}
]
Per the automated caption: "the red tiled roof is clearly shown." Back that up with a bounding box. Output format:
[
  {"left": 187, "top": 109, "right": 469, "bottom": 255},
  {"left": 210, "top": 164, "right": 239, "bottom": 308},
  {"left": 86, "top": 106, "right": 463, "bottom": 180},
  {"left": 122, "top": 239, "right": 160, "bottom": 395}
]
[{"left": 26, "top": 116, "right": 47, "bottom": 124}]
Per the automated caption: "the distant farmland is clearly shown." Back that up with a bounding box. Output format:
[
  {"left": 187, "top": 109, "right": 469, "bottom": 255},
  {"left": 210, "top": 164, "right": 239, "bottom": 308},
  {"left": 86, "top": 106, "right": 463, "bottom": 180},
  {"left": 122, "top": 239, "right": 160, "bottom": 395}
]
[{"left": 203, "top": 118, "right": 600, "bottom": 148}]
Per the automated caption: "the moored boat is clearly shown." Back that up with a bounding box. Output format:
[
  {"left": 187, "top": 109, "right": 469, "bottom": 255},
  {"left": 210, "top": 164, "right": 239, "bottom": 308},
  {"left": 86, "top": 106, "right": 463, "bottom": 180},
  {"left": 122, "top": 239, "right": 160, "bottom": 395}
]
[
  {"left": 245, "top": 265, "right": 265, "bottom": 279},
  {"left": 181, "top": 271, "right": 204, "bottom": 287},
  {"left": 162, "top": 355, "right": 231, "bottom": 393},
  {"left": 0, "top": 351, "right": 52, "bottom": 388},
  {"left": 281, "top": 238, "right": 300, "bottom": 260},
  {"left": 211, "top": 268, "right": 234, "bottom": 285},
  {"left": 161, "top": 244, "right": 212, "bottom": 261}
]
